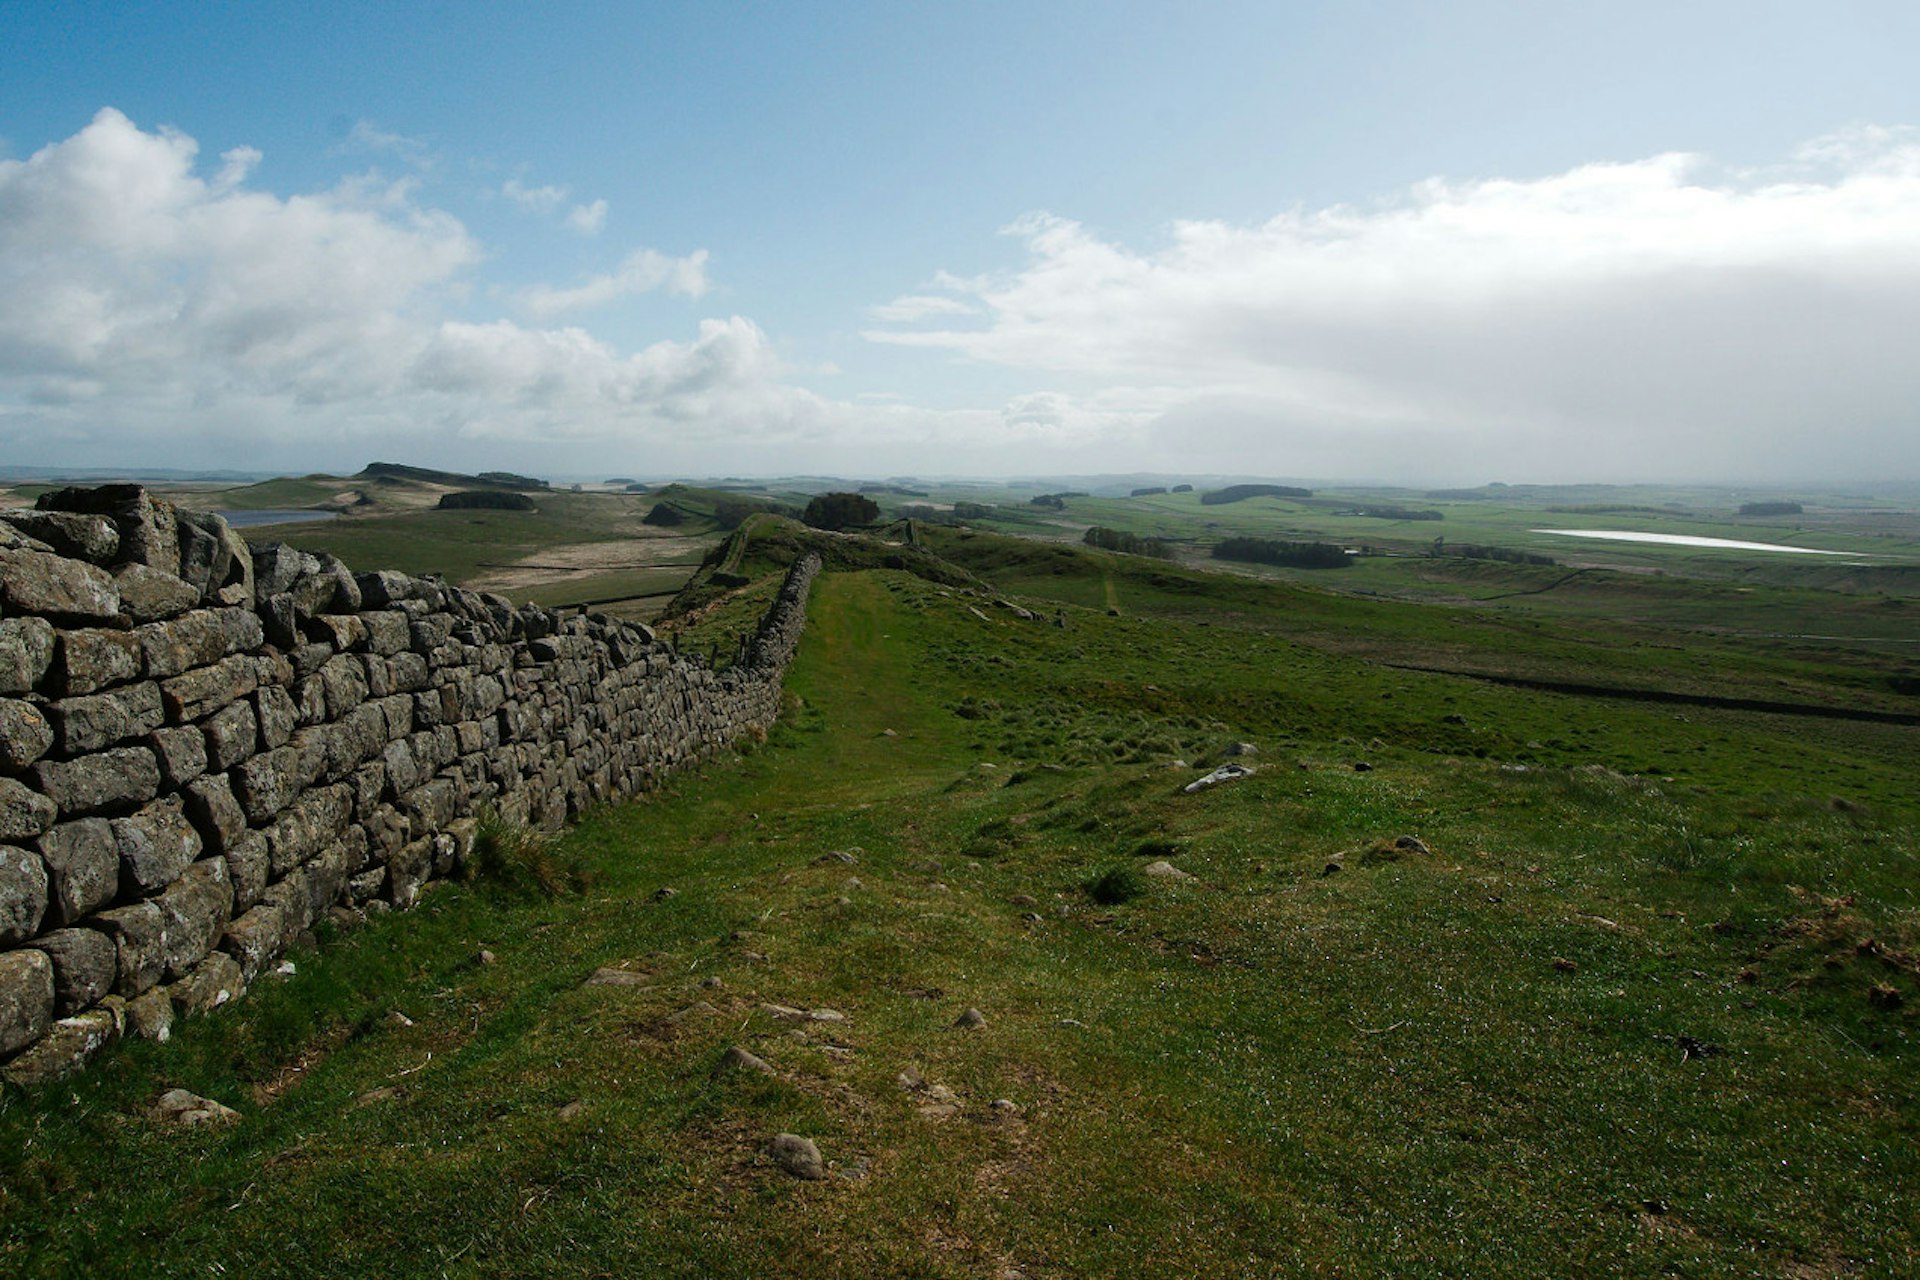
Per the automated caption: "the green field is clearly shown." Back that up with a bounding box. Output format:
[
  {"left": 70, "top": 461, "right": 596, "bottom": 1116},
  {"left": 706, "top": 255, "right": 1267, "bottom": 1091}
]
[{"left": 3, "top": 510, "right": 1916, "bottom": 1277}]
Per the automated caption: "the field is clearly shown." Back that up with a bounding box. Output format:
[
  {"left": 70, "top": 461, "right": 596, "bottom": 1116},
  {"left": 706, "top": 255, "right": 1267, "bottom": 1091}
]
[{"left": 2, "top": 477, "right": 1917, "bottom": 1276}]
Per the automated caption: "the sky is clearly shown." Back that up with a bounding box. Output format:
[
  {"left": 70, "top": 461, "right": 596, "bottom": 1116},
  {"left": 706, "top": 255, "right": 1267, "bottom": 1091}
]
[{"left": 3, "top": 1, "right": 1918, "bottom": 486}]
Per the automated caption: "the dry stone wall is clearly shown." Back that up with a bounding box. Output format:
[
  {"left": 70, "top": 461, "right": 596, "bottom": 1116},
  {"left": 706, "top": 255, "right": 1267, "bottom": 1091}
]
[{"left": 0, "top": 485, "right": 819, "bottom": 1085}]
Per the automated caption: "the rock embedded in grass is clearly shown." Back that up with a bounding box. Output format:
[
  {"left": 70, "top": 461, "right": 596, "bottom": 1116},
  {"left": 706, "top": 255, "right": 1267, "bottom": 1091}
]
[
  {"left": 1140, "top": 860, "right": 1191, "bottom": 880},
  {"left": 768, "top": 1133, "right": 825, "bottom": 1180},
  {"left": 953, "top": 1006, "right": 987, "bottom": 1029},
  {"left": 713, "top": 1045, "right": 777, "bottom": 1077},
  {"left": 152, "top": 1088, "right": 239, "bottom": 1127}
]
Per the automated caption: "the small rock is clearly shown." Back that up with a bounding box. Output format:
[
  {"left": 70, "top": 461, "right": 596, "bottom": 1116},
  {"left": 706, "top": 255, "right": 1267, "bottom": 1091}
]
[
  {"left": 713, "top": 1045, "right": 777, "bottom": 1077},
  {"left": 475, "top": 949, "right": 496, "bottom": 966},
  {"left": 1552, "top": 957, "right": 1578, "bottom": 973},
  {"left": 1021, "top": 912, "right": 1043, "bottom": 922},
  {"left": 666, "top": 1001, "right": 720, "bottom": 1023},
  {"left": 1182, "top": 763, "right": 1254, "bottom": 794},
  {"left": 1353, "top": 762, "right": 1373, "bottom": 773},
  {"left": 1223, "top": 741, "right": 1259, "bottom": 757},
  {"left": 152, "top": 1087, "right": 240, "bottom": 1127},
  {"left": 1675, "top": 1034, "right": 1723, "bottom": 1061},
  {"left": 991, "top": 1098, "right": 1021, "bottom": 1116},
  {"left": 275, "top": 960, "right": 297, "bottom": 977},
  {"left": 816, "top": 849, "right": 858, "bottom": 865},
  {"left": 653, "top": 887, "right": 677, "bottom": 901},
  {"left": 1394, "top": 835, "right": 1431, "bottom": 855},
  {"left": 585, "top": 968, "right": 653, "bottom": 988},
  {"left": 354, "top": 1086, "right": 399, "bottom": 1108},
  {"left": 699, "top": 975, "right": 724, "bottom": 989},
  {"left": 845, "top": 877, "right": 862, "bottom": 890},
  {"left": 556, "top": 1099, "right": 586, "bottom": 1119},
  {"left": 385, "top": 1010, "right": 415, "bottom": 1028},
  {"left": 953, "top": 1006, "right": 986, "bottom": 1029},
  {"left": 1010, "top": 894, "right": 1037, "bottom": 906},
  {"left": 1321, "top": 860, "right": 1343, "bottom": 877},
  {"left": 768, "top": 1133, "right": 826, "bottom": 1180},
  {"left": 896, "top": 1067, "right": 926, "bottom": 1091},
  {"left": 1140, "top": 860, "right": 1192, "bottom": 879}
]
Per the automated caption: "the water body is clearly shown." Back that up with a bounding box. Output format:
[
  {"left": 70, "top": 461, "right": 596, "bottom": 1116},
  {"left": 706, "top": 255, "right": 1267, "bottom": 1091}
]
[
  {"left": 216, "top": 509, "right": 338, "bottom": 528},
  {"left": 1533, "top": 529, "right": 1850, "bottom": 556}
]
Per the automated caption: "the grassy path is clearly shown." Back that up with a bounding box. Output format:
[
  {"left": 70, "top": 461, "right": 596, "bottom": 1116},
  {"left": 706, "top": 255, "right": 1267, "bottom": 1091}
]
[{"left": 3, "top": 569, "right": 1916, "bottom": 1278}]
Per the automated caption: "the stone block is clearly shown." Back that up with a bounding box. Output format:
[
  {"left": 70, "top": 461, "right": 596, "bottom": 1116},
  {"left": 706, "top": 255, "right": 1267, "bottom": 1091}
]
[
  {"left": 174, "top": 513, "right": 224, "bottom": 595},
  {"left": 123, "top": 986, "right": 172, "bottom": 1042},
  {"left": 30, "top": 746, "right": 160, "bottom": 815},
  {"left": 387, "top": 837, "right": 433, "bottom": 909},
  {"left": 47, "top": 679, "right": 164, "bottom": 754},
  {"left": 200, "top": 698, "right": 259, "bottom": 771},
  {"left": 0, "top": 510, "right": 120, "bottom": 563},
  {"left": 31, "top": 818, "right": 118, "bottom": 924},
  {"left": 225, "top": 830, "right": 270, "bottom": 911},
  {"left": 172, "top": 950, "right": 244, "bottom": 1016},
  {"left": 0, "top": 697, "right": 54, "bottom": 769},
  {"left": 264, "top": 784, "right": 352, "bottom": 877},
  {"left": 388, "top": 651, "right": 429, "bottom": 693},
  {"left": 232, "top": 745, "right": 301, "bottom": 824},
  {"left": 0, "top": 1008, "right": 117, "bottom": 1087},
  {"left": 0, "top": 843, "right": 48, "bottom": 945},
  {"left": 318, "top": 654, "right": 369, "bottom": 716},
  {"left": 0, "top": 948, "right": 56, "bottom": 1057},
  {"left": 309, "top": 614, "right": 367, "bottom": 652},
  {"left": 96, "top": 899, "right": 168, "bottom": 997},
  {"left": 356, "top": 569, "right": 415, "bottom": 609},
  {"left": 220, "top": 901, "right": 289, "bottom": 982},
  {"left": 53, "top": 628, "right": 143, "bottom": 696},
  {"left": 113, "top": 562, "right": 200, "bottom": 624},
  {"left": 112, "top": 795, "right": 204, "bottom": 897},
  {"left": 361, "top": 610, "right": 411, "bottom": 655},
  {"left": 29, "top": 926, "right": 118, "bottom": 1013},
  {"left": 159, "top": 653, "right": 258, "bottom": 721},
  {"left": 254, "top": 684, "right": 296, "bottom": 750},
  {"left": 156, "top": 857, "right": 232, "bottom": 980},
  {"left": 182, "top": 772, "right": 248, "bottom": 855},
  {"left": 328, "top": 704, "right": 387, "bottom": 780},
  {"left": 251, "top": 543, "right": 318, "bottom": 602},
  {"left": 149, "top": 724, "right": 209, "bottom": 787},
  {"left": 0, "top": 616, "right": 57, "bottom": 695},
  {"left": 137, "top": 608, "right": 230, "bottom": 679},
  {"left": 0, "top": 776, "right": 58, "bottom": 841},
  {"left": 0, "top": 548, "right": 121, "bottom": 621}
]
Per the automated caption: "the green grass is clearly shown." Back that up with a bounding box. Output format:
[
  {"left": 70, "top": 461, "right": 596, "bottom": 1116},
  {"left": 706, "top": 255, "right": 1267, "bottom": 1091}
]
[{"left": 3, "top": 541, "right": 1917, "bottom": 1276}]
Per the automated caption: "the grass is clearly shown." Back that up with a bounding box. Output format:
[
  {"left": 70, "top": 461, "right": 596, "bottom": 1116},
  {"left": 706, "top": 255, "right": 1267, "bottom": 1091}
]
[{"left": 2, "top": 521, "right": 1917, "bottom": 1276}]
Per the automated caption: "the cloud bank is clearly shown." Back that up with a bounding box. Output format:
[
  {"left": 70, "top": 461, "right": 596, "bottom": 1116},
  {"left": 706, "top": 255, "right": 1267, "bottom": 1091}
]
[{"left": 870, "top": 129, "right": 1920, "bottom": 481}]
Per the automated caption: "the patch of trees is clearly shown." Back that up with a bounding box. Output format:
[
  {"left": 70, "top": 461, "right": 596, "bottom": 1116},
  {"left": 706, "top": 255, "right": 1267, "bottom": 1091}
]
[
  {"left": 858, "top": 483, "right": 929, "bottom": 497},
  {"left": 1435, "top": 542, "right": 1556, "bottom": 566},
  {"left": 1130, "top": 486, "right": 1168, "bottom": 497},
  {"left": 1170, "top": 484, "right": 1193, "bottom": 493},
  {"left": 1029, "top": 492, "right": 1086, "bottom": 510},
  {"left": 1200, "top": 484, "right": 1313, "bottom": 505},
  {"left": 713, "top": 496, "right": 799, "bottom": 530},
  {"left": 436, "top": 490, "right": 537, "bottom": 511},
  {"left": 605, "top": 477, "right": 638, "bottom": 486},
  {"left": 951, "top": 501, "right": 995, "bottom": 520},
  {"left": 1084, "top": 526, "right": 1172, "bottom": 558},
  {"left": 802, "top": 491, "right": 881, "bottom": 530},
  {"left": 1339, "top": 505, "right": 1443, "bottom": 521},
  {"left": 642, "top": 502, "right": 688, "bottom": 527},
  {"left": 1211, "top": 537, "right": 1349, "bottom": 568},
  {"left": 1739, "top": 501, "right": 1803, "bottom": 516}
]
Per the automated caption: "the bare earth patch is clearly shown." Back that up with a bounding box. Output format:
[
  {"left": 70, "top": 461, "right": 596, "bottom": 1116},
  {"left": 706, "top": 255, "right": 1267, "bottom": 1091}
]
[{"left": 467, "top": 535, "right": 714, "bottom": 593}]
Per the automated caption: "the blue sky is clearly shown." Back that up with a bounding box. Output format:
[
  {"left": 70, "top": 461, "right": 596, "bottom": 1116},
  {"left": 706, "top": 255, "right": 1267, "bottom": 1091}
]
[{"left": 3, "top": 2, "right": 1918, "bottom": 483}]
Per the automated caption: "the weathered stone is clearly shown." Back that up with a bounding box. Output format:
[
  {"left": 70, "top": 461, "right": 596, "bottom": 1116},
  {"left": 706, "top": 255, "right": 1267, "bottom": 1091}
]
[
  {"left": 0, "top": 843, "right": 49, "bottom": 944},
  {"left": 309, "top": 613, "right": 367, "bottom": 652},
  {"left": 712, "top": 1045, "right": 777, "bottom": 1077},
  {"left": 0, "top": 948, "right": 57, "bottom": 1057},
  {"left": 0, "top": 1008, "right": 118, "bottom": 1087},
  {"left": 767, "top": 1133, "right": 826, "bottom": 1180},
  {"left": 0, "top": 510, "right": 119, "bottom": 563},
  {"left": 35, "top": 485, "right": 176, "bottom": 570},
  {"left": 401, "top": 778, "right": 458, "bottom": 833},
  {"left": 0, "top": 697, "right": 54, "bottom": 769},
  {"left": 200, "top": 698, "right": 259, "bottom": 772},
  {"left": 149, "top": 724, "right": 209, "bottom": 786},
  {"left": 328, "top": 704, "right": 387, "bottom": 780},
  {"left": 356, "top": 570, "right": 415, "bottom": 609},
  {"left": 214, "top": 519, "right": 253, "bottom": 602},
  {"left": 303, "top": 840, "right": 354, "bottom": 919},
  {"left": 159, "top": 653, "right": 258, "bottom": 721},
  {"left": 229, "top": 744, "right": 299, "bottom": 824},
  {"left": 182, "top": 772, "right": 246, "bottom": 854},
  {"left": 112, "top": 796, "right": 204, "bottom": 896},
  {"left": 387, "top": 837, "right": 433, "bottom": 908},
  {"left": 264, "top": 785, "right": 352, "bottom": 876},
  {"left": 47, "top": 680, "right": 164, "bottom": 754},
  {"left": 113, "top": 562, "right": 200, "bottom": 623},
  {"left": 53, "top": 628, "right": 143, "bottom": 696},
  {"left": 0, "top": 776, "right": 58, "bottom": 840},
  {"left": 0, "top": 616, "right": 57, "bottom": 694},
  {"left": 31, "top": 746, "right": 160, "bottom": 815},
  {"left": 29, "top": 926, "right": 118, "bottom": 1013},
  {"left": 0, "top": 548, "right": 120, "bottom": 620},
  {"left": 124, "top": 986, "right": 173, "bottom": 1042},
  {"left": 156, "top": 858, "right": 232, "bottom": 980},
  {"left": 31, "top": 819, "right": 118, "bottom": 924},
  {"left": 263, "top": 869, "right": 315, "bottom": 935},
  {"left": 97, "top": 900, "right": 168, "bottom": 996},
  {"left": 361, "top": 611, "right": 411, "bottom": 656},
  {"left": 319, "top": 654, "right": 369, "bottom": 716},
  {"left": 172, "top": 949, "right": 245, "bottom": 1015},
  {"left": 254, "top": 684, "right": 297, "bottom": 750},
  {"left": 259, "top": 592, "right": 298, "bottom": 648},
  {"left": 138, "top": 608, "right": 231, "bottom": 678},
  {"left": 225, "top": 830, "right": 270, "bottom": 911},
  {"left": 251, "top": 543, "right": 317, "bottom": 601},
  {"left": 174, "top": 513, "right": 224, "bottom": 594},
  {"left": 152, "top": 1087, "right": 240, "bottom": 1125}
]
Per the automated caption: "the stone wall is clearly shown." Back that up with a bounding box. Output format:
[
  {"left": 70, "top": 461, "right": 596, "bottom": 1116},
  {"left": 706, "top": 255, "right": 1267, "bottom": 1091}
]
[{"left": 0, "top": 486, "right": 819, "bottom": 1084}]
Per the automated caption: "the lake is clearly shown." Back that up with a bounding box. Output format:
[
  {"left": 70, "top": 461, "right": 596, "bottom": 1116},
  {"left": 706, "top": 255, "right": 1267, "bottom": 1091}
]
[
  {"left": 1532, "top": 529, "right": 1849, "bottom": 556},
  {"left": 217, "top": 509, "right": 338, "bottom": 528}
]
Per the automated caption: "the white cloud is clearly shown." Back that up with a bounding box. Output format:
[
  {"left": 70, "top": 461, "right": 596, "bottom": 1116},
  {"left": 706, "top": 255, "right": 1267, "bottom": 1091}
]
[
  {"left": 502, "top": 177, "right": 568, "bottom": 212},
  {"left": 868, "top": 293, "right": 977, "bottom": 322},
  {"left": 213, "top": 145, "right": 261, "bottom": 190},
  {"left": 342, "top": 119, "right": 431, "bottom": 167},
  {"left": 519, "top": 247, "right": 710, "bottom": 316},
  {"left": 566, "top": 198, "right": 607, "bottom": 235},
  {"left": 868, "top": 132, "right": 1920, "bottom": 481}
]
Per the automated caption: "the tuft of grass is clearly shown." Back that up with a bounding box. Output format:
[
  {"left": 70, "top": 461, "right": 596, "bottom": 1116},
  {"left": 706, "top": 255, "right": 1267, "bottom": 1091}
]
[
  {"left": 468, "top": 805, "right": 583, "bottom": 897},
  {"left": 1086, "top": 863, "right": 1148, "bottom": 905}
]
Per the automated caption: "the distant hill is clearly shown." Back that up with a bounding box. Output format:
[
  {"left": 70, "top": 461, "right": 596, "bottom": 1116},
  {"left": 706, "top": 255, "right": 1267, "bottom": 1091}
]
[{"left": 357, "top": 462, "right": 549, "bottom": 490}]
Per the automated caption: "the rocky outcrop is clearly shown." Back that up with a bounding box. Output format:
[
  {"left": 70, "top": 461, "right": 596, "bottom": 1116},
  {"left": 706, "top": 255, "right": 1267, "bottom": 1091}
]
[{"left": 0, "top": 487, "right": 819, "bottom": 1083}]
